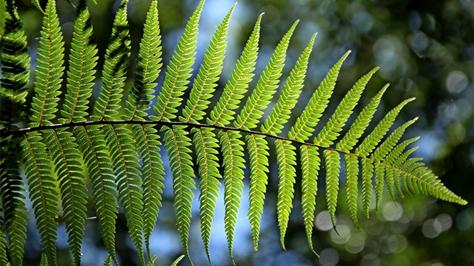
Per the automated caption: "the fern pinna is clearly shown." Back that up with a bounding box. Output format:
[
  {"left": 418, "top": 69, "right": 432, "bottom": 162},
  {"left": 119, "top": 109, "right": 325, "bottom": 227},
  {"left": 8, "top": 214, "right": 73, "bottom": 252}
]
[{"left": 0, "top": 0, "right": 467, "bottom": 265}]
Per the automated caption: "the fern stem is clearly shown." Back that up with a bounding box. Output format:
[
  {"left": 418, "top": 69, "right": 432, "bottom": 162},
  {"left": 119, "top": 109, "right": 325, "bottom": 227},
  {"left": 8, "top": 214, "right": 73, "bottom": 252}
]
[{"left": 0, "top": 119, "right": 410, "bottom": 158}]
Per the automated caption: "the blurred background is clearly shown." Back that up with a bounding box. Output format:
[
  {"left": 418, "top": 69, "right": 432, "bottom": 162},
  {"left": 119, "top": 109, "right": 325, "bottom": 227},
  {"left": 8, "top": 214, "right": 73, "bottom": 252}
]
[{"left": 12, "top": 0, "right": 474, "bottom": 265}]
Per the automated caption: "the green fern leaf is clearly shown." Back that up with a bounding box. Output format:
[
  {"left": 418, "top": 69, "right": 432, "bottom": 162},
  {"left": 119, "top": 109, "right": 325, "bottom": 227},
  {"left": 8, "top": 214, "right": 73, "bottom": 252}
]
[
  {"left": 355, "top": 97, "right": 415, "bottom": 156},
  {"left": 276, "top": 139, "right": 297, "bottom": 249},
  {"left": 171, "top": 255, "right": 186, "bottom": 266},
  {"left": 61, "top": 6, "right": 98, "bottom": 123},
  {"left": 219, "top": 130, "right": 245, "bottom": 259},
  {"left": 163, "top": 126, "right": 196, "bottom": 257},
  {"left": 0, "top": 138, "right": 28, "bottom": 266},
  {"left": 372, "top": 118, "right": 418, "bottom": 162},
  {"left": 125, "top": 0, "right": 162, "bottom": 120},
  {"left": 22, "top": 132, "right": 59, "bottom": 266},
  {"left": 374, "top": 162, "right": 385, "bottom": 208},
  {"left": 344, "top": 154, "right": 359, "bottom": 225},
  {"left": 74, "top": 126, "right": 118, "bottom": 262},
  {"left": 137, "top": 124, "right": 165, "bottom": 256},
  {"left": 288, "top": 51, "right": 351, "bottom": 142},
  {"left": 93, "top": 0, "right": 131, "bottom": 120},
  {"left": 153, "top": 0, "right": 204, "bottom": 122},
  {"left": 193, "top": 127, "right": 221, "bottom": 260},
  {"left": 32, "top": 0, "right": 43, "bottom": 12},
  {"left": 181, "top": 4, "right": 235, "bottom": 123},
  {"left": 207, "top": 13, "right": 262, "bottom": 126},
  {"left": 0, "top": 0, "right": 30, "bottom": 103},
  {"left": 44, "top": 129, "right": 87, "bottom": 264},
  {"left": 383, "top": 137, "right": 419, "bottom": 198},
  {"left": 300, "top": 145, "right": 320, "bottom": 252},
  {"left": 246, "top": 134, "right": 269, "bottom": 250},
  {"left": 103, "top": 255, "right": 113, "bottom": 266},
  {"left": 103, "top": 124, "right": 144, "bottom": 263},
  {"left": 324, "top": 149, "right": 340, "bottom": 227},
  {"left": 361, "top": 158, "right": 373, "bottom": 218},
  {"left": 261, "top": 34, "right": 316, "bottom": 135},
  {"left": 6, "top": 202, "right": 27, "bottom": 265},
  {"left": 29, "top": 0, "right": 65, "bottom": 127},
  {"left": 0, "top": 228, "right": 7, "bottom": 266},
  {"left": 371, "top": 118, "right": 418, "bottom": 205},
  {"left": 385, "top": 137, "right": 420, "bottom": 165},
  {"left": 314, "top": 67, "right": 379, "bottom": 147},
  {"left": 336, "top": 84, "right": 389, "bottom": 152},
  {"left": 234, "top": 20, "right": 298, "bottom": 130}
]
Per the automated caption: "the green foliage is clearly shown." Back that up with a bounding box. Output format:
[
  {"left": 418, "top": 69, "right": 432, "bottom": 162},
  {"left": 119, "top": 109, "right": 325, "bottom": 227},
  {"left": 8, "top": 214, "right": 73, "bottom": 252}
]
[
  {"left": 29, "top": 0, "right": 65, "bottom": 127},
  {"left": 153, "top": 0, "right": 204, "bottom": 122},
  {"left": 276, "top": 140, "right": 297, "bottom": 249},
  {"left": 300, "top": 145, "right": 320, "bottom": 252},
  {"left": 234, "top": 20, "right": 298, "bottom": 130},
  {"left": 219, "top": 130, "right": 246, "bottom": 259},
  {"left": 0, "top": 0, "right": 30, "bottom": 103},
  {"left": 0, "top": 1, "right": 468, "bottom": 265},
  {"left": 193, "top": 127, "right": 221, "bottom": 260},
  {"left": 22, "top": 132, "right": 59, "bottom": 266},
  {"left": 246, "top": 134, "right": 270, "bottom": 250},
  {"left": 163, "top": 125, "right": 195, "bottom": 258},
  {"left": 62, "top": 6, "right": 98, "bottom": 123}
]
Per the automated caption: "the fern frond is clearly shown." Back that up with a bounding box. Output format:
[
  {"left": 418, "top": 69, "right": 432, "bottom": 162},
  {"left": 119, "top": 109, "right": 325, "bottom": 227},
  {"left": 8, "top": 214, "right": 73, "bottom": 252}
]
[
  {"left": 361, "top": 158, "right": 373, "bottom": 218},
  {"left": 261, "top": 34, "right": 316, "bottom": 135},
  {"left": 336, "top": 84, "right": 389, "bottom": 152},
  {"left": 275, "top": 139, "right": 297, "bottom": 249},
  {"left": 103, "top": 124, "right": 144, "bottom": 263},
  {"left": 181, "top": 4, "right": 235, "bottom": 123},
  {"left": 246, "top": 134, "right": 269, "bottom": 251},
  {"left": 163, "top": 126, "right": 196, "bottom": 257},
  {"left": 193, "top": 127, "right": 221, "bottom": 260},
  {"left": 153, "top": 0, "right": 204, "bottom": 122},
  {"left": 0, "top": 228, "right": 7, "bottom": 266},
  {"left": 0, "top": 137, "right": 28, "bottom": 265},
  {"left": 44, "top": 129, "right": 87, "bottom": 264},
  {"left": 324, "top": 150, "right": 340, "bottom": 227},
  {"left": 62, "top": 6, "right": 98, "bottom": 123},
  {"left": 385, "top": 137, "right": 420, "bottom": 165},
  {"left": 6, "top": 199, "right": 27, "bottom": 265},
  {"left": 74, "top": 126, "right": 118, "bottom": 262},
  {"left": 355, "top": 97, "right": 415, "bottom": 156},
  {"left": 288, "top": 51, "right": 351, "bottom": 142},
  {"left": 313, "top": 67, "right": 379, "bottom": 147},
  {"left": 383, "top": 137, "right": 419, "bottom": 198},
  {"left": 207, "top": 13, "right": 262, "bottom": 126},
  {"left": 234, "top": 20, "right": 298, "bottom": 130},
  {"left": 300, "top": 145, "right": 320, "bottom": 252},
  {"left": 22, "top": 132, "right": 59, "bottom": 266},
  {"left": 103, "top": 255, "right": 113, "bottom": 266},
  {"left": 29, "top": 0, "right": 65, "bottom": 127},
  {"left": 374, "top": 162, "right": 385, "bottom": 209},
  {"left": 372, "top": 118, "right": 418, "bottom": 162},
  {"left": 0, "top": 0, "right": 30, "bottom": 103},
  {"left": 219, "top": 130, "right": 245, "bottom": 259},
  {"left": 137, "top": 125, "right": 165, "bottom": 256},
  {"left": 371, "top": 118, "right": 418, "bottom": 205},
  {"left": 93, "top": 0, "right": 131, "bottom": 120},
  {"left": 344, "top": 154, "right": 359, "bottom": 225},
  {"left": 1, "top": 2, "right": 469, "bottom": 263},
  {"left": 125, "top": 0, "right": 162, "bottom": 120}
]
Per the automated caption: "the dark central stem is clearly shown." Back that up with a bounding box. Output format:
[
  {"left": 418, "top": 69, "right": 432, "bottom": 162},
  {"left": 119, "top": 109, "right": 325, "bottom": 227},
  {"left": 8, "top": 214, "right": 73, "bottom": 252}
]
[{"left": 2, "top": 119, "right": 348, "bottom": 152}]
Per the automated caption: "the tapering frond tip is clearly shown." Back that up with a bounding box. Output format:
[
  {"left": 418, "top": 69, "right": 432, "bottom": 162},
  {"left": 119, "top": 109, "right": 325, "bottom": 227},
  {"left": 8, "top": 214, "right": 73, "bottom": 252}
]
[
  {"left": 342, "top": 50, "right": 352, "bottom": 59},
  {"left": 309, "top": 33, "right": 317, "bottom": 44},
  {"left": 457, "top": 198, "right": 468, "bottom": 205},
  {"left": 291, "top": 19, "right": 300, "bottom": 29}
]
